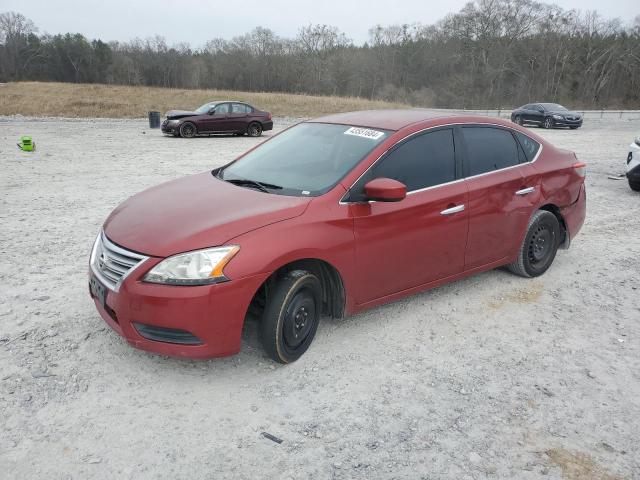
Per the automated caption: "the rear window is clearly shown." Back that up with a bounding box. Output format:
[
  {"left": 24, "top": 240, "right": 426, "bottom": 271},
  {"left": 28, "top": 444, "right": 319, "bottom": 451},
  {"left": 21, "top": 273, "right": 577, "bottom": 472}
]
[{"left": 462, "top": 127, "right": 519, "bottom": 176}]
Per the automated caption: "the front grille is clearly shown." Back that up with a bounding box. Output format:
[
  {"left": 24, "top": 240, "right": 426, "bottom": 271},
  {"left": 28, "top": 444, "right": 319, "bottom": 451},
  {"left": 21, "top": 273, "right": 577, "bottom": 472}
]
[
  {"left": 133, "top": 323, "right": 203, "bottom": 345},
  {"left": 91, "top": 232, "right": 148, "bottom": 291}
]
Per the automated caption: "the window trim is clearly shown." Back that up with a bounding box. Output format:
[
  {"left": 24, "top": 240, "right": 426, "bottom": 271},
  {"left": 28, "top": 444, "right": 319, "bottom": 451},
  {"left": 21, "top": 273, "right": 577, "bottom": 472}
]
[{"left": 339, "top": 122, "right": 542, "bottom": 205}]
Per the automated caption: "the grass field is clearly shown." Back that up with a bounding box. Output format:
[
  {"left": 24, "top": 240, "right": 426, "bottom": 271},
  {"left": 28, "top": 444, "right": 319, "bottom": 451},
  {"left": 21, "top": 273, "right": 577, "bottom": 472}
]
[{"left": 0, "top": 82, "right": 408, "bottom": 118}]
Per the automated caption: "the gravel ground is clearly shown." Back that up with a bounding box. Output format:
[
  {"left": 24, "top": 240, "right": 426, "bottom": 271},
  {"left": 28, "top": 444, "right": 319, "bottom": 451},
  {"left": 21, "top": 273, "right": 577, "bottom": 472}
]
[{"left": 1, "top": 116, "right": 639, "bottom": 479}]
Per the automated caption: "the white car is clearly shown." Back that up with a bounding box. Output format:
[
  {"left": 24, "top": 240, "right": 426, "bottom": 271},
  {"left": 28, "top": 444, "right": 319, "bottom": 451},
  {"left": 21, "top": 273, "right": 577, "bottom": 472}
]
[{"left": 628, "top": 136, "right": 640, "bottom": 191}]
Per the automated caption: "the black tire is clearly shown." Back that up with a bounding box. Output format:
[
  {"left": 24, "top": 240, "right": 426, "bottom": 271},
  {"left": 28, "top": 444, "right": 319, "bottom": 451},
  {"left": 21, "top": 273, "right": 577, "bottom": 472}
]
[
  {"left": 514, "top": 115, "right": 523, "bottom": 126},
  {"left": 629, "top": 179, "right": 640, "bottom": 192},
  {"left": 543, "top": 117, "right": 553, "bottom": 129},
  {"left": 247, "top": 122, "right": 263, "bottom": 137},
  {"left": 570, "top": 126, "right": 579, "bottom": 130},
  {"left": 508, "top": 210, "right": 561, "bottom": 278},
  {"left": 260, "top": 270, "right": 322, "bottom": 364},
  {"left": 179, "top": 122, "right": 197, "bottom": 138}
]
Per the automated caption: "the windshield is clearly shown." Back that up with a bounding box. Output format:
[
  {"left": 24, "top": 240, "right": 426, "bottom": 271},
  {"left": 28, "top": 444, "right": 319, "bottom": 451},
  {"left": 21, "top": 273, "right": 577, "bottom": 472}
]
[
  {"left": 541, "top": 103, "right": 567, "bottom": 111},
  {"left": 195, "top": 102, "right": 217, "bottom": 114},
  {"left": 217, "top": 123, "right": 390, "bottom": 196}
]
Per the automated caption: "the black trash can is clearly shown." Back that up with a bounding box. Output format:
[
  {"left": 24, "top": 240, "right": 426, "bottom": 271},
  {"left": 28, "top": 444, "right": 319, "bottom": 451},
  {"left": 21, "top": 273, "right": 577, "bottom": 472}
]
[{"left": 148, "top": 111, "right": 161, "bottom": 129}]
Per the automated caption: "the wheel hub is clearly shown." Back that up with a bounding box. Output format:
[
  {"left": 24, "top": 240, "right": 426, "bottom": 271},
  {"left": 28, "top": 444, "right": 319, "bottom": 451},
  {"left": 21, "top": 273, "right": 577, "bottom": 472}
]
[
  {"left": 529, "top": 226, "right": 552, "bottom": 262},
  {"left": 282, "top": 291, "right": 315, "bottom": 348}
]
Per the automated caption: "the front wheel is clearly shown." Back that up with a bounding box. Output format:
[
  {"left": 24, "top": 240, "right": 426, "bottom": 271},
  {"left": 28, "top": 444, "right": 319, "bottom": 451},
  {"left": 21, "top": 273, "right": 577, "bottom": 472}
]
[
  {"left": 260, "top": 271, "right": 322, "bottom": 363},
  {"left": 629, "top": 178, "right": 640, "bottom": 192},
  {"left": 508, "top": 210, "right": 561, "bottom": 278},
  {"left": 179, "top": 122, "right": 197, "bottom": 138},
  {"left": 247, "top": 122, "right": 263, "bottom": 137},
  {"left": 514, "top": 115, "right": 523, "bottom": 126},
  {"left": 543, "top": 117, "right": 553, "bottom": 129}
]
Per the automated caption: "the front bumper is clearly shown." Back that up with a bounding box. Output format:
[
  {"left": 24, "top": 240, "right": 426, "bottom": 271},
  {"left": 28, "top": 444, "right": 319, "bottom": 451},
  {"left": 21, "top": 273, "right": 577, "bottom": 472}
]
[
  {"left": 89, "top": 261, "right": 269, "bottom": 359},
  {"left": 552, "top": 118, "right": 583, "bottom": 128},
  {"left": 161, "top": 120, "right": 179, "bottom": 135},
  {"left": 627, "top": 143, "right": 640, "bottom": 179}
]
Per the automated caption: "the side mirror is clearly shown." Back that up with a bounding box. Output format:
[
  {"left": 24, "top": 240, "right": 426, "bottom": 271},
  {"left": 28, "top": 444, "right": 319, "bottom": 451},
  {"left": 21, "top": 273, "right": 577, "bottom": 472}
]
[
  {"left": 208, "top": 109, "right": 216, "bottom": 115},
  {"left": 363, "top": 178, "right": 407, "bottom": 202}
]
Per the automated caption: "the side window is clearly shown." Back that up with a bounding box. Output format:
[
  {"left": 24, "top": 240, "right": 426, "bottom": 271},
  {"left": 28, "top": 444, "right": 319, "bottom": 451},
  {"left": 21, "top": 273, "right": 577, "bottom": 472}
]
[
  {"left": 514, "top": 131, "right": 541, "bottom": 162},
  {"left": 462, "top": 127, "right": 519, "bottom": 176},
  {"left": 215, "top": 103, "right": 229, "bottom": 114},
  {"left": 371, "top": 129, "right": 456, "bottom": 192},
  {"left": 232, "top": 103, "right": 248, "bottom": 114}
]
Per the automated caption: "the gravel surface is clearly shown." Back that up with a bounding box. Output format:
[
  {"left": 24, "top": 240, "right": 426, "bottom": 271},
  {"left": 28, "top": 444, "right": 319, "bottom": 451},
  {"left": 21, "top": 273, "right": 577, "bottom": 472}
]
[{"left": 1, "top": 116, "right": 639, "bottom": 479}]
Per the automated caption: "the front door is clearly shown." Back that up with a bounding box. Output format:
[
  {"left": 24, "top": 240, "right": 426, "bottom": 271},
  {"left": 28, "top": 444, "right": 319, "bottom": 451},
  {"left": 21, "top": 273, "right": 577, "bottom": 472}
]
[
  {"left": 201, "top": 103, "right": 232, "bottom": 132},
  {"left": 349, "top": 128, "right": 469, "bottom": 304}
]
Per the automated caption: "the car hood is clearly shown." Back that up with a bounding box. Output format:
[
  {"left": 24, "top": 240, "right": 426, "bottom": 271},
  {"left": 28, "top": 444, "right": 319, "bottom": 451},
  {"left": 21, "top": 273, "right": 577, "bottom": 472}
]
[
  {"left": 103, "top": 172, "right": 310, "bottom": 257},
  {"left": 165, "top": 110, "right": 198, "bottom": 120}
]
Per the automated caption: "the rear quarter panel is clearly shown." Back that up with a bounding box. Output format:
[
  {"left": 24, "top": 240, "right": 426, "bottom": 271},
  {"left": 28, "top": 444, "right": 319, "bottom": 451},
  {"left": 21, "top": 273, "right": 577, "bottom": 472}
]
[{"left": 534, "top": 145, "right": 583, "bottom": 208}]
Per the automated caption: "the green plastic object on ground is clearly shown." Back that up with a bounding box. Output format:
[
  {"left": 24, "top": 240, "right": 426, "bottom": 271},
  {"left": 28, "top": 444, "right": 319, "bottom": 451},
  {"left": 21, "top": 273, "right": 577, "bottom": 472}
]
[{"left": 18, "top": 136, "right": 35, "bottom": 151}]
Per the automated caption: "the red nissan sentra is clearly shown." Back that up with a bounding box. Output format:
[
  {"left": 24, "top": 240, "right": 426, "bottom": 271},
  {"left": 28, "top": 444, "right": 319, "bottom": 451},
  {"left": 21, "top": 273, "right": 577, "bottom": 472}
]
[{"left": 89, "top": 110, "right": 586, "bottom": 363}]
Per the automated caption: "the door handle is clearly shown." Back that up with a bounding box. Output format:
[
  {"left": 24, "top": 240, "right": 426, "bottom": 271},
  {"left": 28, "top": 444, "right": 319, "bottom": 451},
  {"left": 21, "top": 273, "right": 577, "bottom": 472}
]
[
  {"left": 515, "top": 187, "right": 535, "bottom": 196},
  {"left": 440, "top": 204, "right": 465, "bottom": 216}
]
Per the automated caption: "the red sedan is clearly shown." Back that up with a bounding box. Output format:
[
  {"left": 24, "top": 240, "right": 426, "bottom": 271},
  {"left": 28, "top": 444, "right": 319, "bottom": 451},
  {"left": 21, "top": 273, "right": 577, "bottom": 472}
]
[{"left": 89, "top": 110, "right": 586, "bottom": 363}]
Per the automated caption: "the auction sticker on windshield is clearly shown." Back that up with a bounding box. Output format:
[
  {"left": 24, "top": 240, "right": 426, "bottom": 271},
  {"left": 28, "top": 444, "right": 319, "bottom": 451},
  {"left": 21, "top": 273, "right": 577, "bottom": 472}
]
[{"left": 344, "top": 127, "right": 385, "bottom": 140}]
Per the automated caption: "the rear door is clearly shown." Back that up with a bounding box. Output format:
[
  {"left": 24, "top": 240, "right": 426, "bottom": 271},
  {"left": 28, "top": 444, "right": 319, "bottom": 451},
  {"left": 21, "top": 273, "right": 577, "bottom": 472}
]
[
  {"left": 229, "top": 103, "right": 250, "bottom": 132},
  {"left": 349, "top": 128, "right": 469, "bottom": 304},
  {"left": 460, "top": 126, "right": 541, "bottom": 269}
]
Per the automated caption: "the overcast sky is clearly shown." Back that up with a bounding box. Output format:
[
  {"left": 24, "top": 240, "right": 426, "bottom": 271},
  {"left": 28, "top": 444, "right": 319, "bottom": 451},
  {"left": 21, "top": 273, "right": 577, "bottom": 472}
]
[{"left": 3, "top": 0, "right": 638, "bottom": 46}]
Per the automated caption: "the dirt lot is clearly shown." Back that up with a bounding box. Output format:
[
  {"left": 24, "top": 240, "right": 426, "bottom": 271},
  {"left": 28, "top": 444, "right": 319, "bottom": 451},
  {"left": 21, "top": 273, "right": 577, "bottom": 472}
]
[{"left": 1, "top": 115, "right": 639, "bottom": 479}]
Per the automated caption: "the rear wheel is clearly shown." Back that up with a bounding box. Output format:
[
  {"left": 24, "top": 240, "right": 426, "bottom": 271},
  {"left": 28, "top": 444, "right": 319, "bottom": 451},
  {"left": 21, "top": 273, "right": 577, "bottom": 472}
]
[
  {"left": 260, "top": 271, "right": 322, "bottom": 363},
  {"left": 543, "top": 117, "right": 553, "bottom": 129},
  {"left": 629, "top": 179, "right": 640, "bottom": 191},
  {"left": 508, "top": 210, "right": 561, "bottom": 278},
  {"left": 247, "top": 122, "right": 263, "bottom": 137},
  {"left": 179, "top": 122, "right": 197, "bottom": 138}
]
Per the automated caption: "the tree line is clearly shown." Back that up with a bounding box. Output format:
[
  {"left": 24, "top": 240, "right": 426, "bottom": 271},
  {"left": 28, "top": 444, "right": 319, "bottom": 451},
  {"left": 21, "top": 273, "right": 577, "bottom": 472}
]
[{"left": 1, "top": 1, "right": 639, "bottom": 108}]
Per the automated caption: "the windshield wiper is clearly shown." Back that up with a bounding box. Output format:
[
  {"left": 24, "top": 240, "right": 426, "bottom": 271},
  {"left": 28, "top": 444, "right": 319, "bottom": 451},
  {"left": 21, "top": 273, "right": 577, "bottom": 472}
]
[{"left": 225, "top": 178, "right": 283, "bottom": 193}]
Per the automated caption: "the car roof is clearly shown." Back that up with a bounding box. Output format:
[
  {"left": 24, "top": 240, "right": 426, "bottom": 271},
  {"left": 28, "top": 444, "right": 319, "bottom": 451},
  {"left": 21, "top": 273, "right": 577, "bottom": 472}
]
[
  {"left": 308, "top": 109, "right": 452, "bottom": 131},
  {"left": 308, "top": 109, "right": 523, "bottom": 132}
]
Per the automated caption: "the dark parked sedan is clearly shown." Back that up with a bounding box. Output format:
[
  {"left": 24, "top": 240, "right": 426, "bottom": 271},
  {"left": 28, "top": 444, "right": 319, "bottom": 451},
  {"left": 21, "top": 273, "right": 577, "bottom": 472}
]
[
  {"left": 511, "top": 103, "right": 583, "bottom": 129},
  {"left": 161, "top": 101, "right": 273, "bottom": 138}
]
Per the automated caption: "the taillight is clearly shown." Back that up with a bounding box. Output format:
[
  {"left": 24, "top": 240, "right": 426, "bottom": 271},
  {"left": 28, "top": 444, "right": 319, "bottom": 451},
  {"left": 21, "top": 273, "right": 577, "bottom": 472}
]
[
  {"left": 267, "top": 112, "right": 272, "bottom": 121},
  {"left": 573, "top": 162, "right": 587, "bottom": 177}
]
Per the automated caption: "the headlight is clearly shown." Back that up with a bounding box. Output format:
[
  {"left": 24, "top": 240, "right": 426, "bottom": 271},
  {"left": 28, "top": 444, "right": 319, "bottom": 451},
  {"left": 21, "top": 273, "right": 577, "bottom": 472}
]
[
  {"left": 167, "top": 119, "right": 180, "bottom": 125},
  {"left": 552, "top": 114, "right": 564, "bottom": 120},
  {"left": 144, "top": 246, "right": 240, "bottom": 285}
]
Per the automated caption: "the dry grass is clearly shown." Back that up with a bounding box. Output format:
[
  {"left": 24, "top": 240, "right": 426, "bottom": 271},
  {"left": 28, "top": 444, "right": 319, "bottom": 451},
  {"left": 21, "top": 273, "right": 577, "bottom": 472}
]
[
  {"left": 546, "top": 448, "right": 625, "bottom": 480},
  {"left": 0, "top": 82, "right": 409, "bottom": 119}
]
